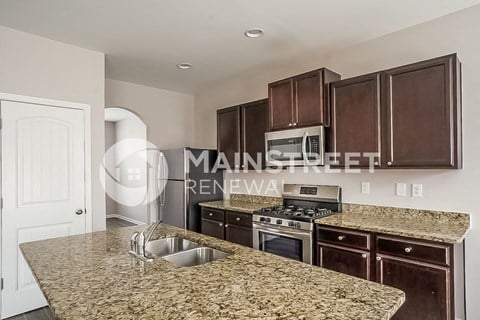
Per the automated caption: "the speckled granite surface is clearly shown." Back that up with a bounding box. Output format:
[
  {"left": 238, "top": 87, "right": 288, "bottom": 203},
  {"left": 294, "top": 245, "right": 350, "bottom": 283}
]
[
  {"left": 316, "top": 204, "right": 470, "bottom": 244},
  {"left": 199, "top": 194, "right": 282, "bottom": 214},
  {"left": 21, "top": 224, "right": 404, "bottom": 320}
]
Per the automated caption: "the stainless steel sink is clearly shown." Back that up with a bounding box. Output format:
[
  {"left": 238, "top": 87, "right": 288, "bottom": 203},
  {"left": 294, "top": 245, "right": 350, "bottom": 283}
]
[
  {"left": 144, "top": 237, "right": 199, "bottom": 258},
  {"left": 162, "top": 247, "right": 229, "bottom": 267}
]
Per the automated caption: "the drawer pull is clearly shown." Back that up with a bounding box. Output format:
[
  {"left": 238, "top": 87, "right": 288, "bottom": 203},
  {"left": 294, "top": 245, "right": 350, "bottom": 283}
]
[
  {"left": 236, "top": 217, "right": 241, "bottom": 221},
  {"left": 219, "top": 223, "right": 223, "bottom": 227},
  {"left": 225, "top": 224, "right": 229, "bottom": 228},
  {"left": 361, "top": 253, "right": 367, "bottom": 259},
  {"left": 209, "top": 213, "right": 213, "bottom": 217},
  {"left": 404, "top": 247, "right": 413, "bottom": 253},
  {"left": 376, "top": 256, "right": 382, "bottom": 261},
  {"left": 337, "top": 235, "right": 345, "bottom": 241}
]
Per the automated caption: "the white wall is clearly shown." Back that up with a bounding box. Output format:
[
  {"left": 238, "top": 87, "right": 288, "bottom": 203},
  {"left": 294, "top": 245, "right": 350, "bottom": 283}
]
[
  {"left": 114, "top": 116, "right": 148, "bottom": 223},
  {"left": 105, "top": 79, "right": 195, "bottom": 150},
  {"left": 0, "top": 26, "right": 106, "bottom": 231},
  {"left": 105, "top": 121, "right": 117, "bottom": 215},
  {"left": 193, "top": 6, "right": 480, "bottom": 318}
]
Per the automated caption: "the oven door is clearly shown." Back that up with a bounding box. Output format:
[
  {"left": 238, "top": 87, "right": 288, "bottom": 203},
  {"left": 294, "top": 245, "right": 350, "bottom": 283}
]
[
  {"left": 265, "top": 126, "right": 324, "bottom": 167},
  {"left": 252, "top": 222, "right": 313, "bottom": 264}
]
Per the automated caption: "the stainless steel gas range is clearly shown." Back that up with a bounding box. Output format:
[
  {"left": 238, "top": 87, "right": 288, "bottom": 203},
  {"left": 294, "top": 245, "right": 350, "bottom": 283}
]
[{"left": 252, "top": 184, "right": 342, "bottom": 264}]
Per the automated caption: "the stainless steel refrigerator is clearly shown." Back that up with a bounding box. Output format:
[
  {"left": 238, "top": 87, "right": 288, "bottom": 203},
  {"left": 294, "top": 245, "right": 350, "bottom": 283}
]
[{"left": 157, "top": 148, "right": 223, "bottom": 232}]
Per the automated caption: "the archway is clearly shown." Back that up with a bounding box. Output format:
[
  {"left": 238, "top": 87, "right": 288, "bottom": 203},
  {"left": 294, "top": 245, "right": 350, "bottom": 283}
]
[{"left": 104, "top": 107, "right": 151, "bottom": 228}]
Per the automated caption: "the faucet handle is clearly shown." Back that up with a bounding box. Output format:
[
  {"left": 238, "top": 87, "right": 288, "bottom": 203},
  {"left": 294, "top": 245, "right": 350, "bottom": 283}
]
[{"left": 130, "top": 232, "right": 139, "bottom": 252}]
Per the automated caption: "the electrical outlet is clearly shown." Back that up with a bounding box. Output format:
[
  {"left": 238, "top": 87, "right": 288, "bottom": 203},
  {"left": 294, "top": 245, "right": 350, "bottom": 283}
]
[
  {"left": 361, "top": 182, "right": 370, "bottom": 194},
  {"left": 396, "top": 183, "right": 407, "bottom": 197},
  {"left": 412, "top": 184, "right": 423, "bottom": 198}
]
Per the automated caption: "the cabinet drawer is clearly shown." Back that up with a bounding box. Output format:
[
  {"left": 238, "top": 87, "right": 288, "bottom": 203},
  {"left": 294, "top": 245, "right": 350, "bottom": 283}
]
[
  {"left": 226, "top": 211, "right": 252, "bottom": 228},
  {"left": 377, "top": 236, "right": 450, "bottom": 266},
  {"left": 317, "top": 226, "right": 371, "bottom": 250},
  {"left": 201, "top": 208, "right": 225, "bottom": 222}
]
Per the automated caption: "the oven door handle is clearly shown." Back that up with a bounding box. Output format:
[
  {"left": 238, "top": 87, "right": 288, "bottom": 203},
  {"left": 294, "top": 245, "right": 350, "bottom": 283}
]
[
  {"left": 302, "top": 132, "right": 309, "bottom": 165},
  {"left": 253, "top": 222, "right": 312, "bottom": 238}
]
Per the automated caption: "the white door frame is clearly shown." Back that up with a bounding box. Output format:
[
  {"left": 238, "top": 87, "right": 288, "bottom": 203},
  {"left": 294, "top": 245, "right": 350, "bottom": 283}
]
[{"left": 0, "top": 92, "right": 92, "bottom": 315}]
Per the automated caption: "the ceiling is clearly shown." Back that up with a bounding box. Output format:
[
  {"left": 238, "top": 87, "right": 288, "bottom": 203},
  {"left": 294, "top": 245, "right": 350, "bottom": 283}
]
[{"left": 1, "top": 0, "right": 479, "bottom": 94}]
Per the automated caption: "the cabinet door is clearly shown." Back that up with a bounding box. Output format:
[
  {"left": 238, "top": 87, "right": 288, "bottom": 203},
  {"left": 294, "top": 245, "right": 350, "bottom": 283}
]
[
  {"left": 217, "top": 107, "right": 241, "bottom": 168},
  {"left": 330, "top": 73, "right": 382, "bottom": 167},
  {"left": 317, "top": 243, "right": 370, "bottom": 280},
  {"left": 241, "top": 99, "right": 267, "bottom": 169},
  {"left": 294, "top": 70, "right": 325, "bottom": 127},
  {"left": 225, "top": 224, "right": 252, "bottom": 247},
  {"left": 383, "top": 54, "right": 461, "bottom": 168},
  {"left": 201, "top": 219, "right": 225, "bottom": 240},
  {"left": 376, "top": 255, "right": 449, "bottom": 320},
  {"left": 268, "top": 79, "right": 294, "bottom": 130}
]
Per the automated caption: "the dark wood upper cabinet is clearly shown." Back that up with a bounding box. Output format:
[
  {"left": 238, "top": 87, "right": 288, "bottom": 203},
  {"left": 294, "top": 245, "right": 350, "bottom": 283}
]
[
  {"left": 268, "top": 69, "right": 340, "bottom": 131},
  {"left": 328, "top": 53, "right": 462, "bottom": 169},
  {"left": 268, "top": 79, "right": 294, "bottom": 130},
  {"left": 241, "top": 99, "right": 268, "bottom": 169},
  {"left": 217, "top": 99, "right": 267, "bottom": 170},
  {"left": 217, "top": 107, "right": 241, "bottom": 166},
  {"left": 383, "top": 54, "right": 462, "bottom": 169},
  {"left": 330, "top": 73, "right": 382, "bottom": 167}
]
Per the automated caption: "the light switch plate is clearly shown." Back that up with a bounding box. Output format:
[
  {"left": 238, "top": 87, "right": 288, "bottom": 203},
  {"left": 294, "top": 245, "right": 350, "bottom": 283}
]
[
  {"left": 396, "top": 183, "right": 407, "bottom": 197},
  {"left": 361, "top": 182, "right": 370, "bottom": 194},
  {"left": 412, "top": 184, "right": 423, "bottom": 198}
]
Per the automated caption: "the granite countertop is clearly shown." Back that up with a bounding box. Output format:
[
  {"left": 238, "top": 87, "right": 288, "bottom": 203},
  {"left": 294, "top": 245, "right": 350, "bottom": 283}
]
[
  {"left": 316, "top": 204, "right": 471, "bottom": 244},
  {"left": 199, "top": 194, "right": 282, "bottom": 214},
  {"left": 21, "top": 224, "right": 405, "bottom": 320}
]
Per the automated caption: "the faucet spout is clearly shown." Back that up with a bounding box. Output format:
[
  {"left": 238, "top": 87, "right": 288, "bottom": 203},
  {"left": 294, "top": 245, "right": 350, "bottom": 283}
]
[{"left": 129, "top": 223, "right": 159, "bottom": 262}]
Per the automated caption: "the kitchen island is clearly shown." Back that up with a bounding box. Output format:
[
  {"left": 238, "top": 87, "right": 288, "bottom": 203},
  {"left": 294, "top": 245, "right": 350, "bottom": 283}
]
[{"left": 21, "top": 224, "right": 404, "bottom": 319}]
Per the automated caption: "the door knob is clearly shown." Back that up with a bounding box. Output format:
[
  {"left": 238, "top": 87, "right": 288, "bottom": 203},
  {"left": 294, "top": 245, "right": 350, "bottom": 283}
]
[{"left": 75, "top": 209, "right": 84, "bottom": 215}]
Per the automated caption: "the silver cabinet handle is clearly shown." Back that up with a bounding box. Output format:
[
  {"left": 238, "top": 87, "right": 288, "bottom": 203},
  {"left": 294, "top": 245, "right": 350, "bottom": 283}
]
[
  {"left": 209, "top": 213, "right": 213, "bottom": 216},
  {"left": 225, "top": 224, "right": 229, "bottom": 228},
  {"left": 293, "top": 123, "right": 297, "bottom": 126},
  {"left": 404, "top": 247, "right": 413, "bottom": 253},
  {"left": 374, "top": 161, "right": 379, "bottom": 166},
  {"left": 219, "top": 223, "right": 223, "bottom": 227},
  {"left": 361, "top": 253, "right": 367, "bottom": 259},
  {"left": 387, "top": 161, "right": 393, "bottom": 166},
  {"left": 288, "top": 123, "right": 293, "bottom": 127},
  {"left": 376, "top": 256, "right": 382, "bottom": 261},
  {"left": 337, "top": 235, "right": 345, "bottom": 241},
  {"left": 236, "top": 217, "right": 241, "bottom": 221},
  {"left": 75, "top": 209, "right": 84, "bottom": 215}
]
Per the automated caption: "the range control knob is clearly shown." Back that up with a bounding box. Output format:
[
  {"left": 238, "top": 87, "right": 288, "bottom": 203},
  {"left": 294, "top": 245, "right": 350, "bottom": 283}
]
[
  {"left": 288, "top": 221, "right": 294, "bottom": 227},
  {"left": 276, "top": 219, "right": 283, "bottom": 225},
  {"left": 265, "top": 218, "right": 271, "bottom": 223}
]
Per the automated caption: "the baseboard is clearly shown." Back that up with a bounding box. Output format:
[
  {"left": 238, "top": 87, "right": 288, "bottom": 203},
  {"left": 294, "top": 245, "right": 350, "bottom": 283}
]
[{"left": 106, "top": 214, "right": 146, "bottom": 226}]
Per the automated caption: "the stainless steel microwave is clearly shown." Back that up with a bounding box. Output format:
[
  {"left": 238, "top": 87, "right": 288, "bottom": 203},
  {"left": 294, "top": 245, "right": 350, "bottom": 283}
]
[{"left": 265, "top": 126, "right": 325, "bottom": 167}]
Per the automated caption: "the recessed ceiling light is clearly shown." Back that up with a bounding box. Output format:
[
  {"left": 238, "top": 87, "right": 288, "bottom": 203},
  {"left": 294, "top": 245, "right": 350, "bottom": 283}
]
[
  {"left": 177, "top": 63, "right": 192, "bottom": 70},
  {"left": 244, "top": 28, "right": 264, "bottom": 38}
]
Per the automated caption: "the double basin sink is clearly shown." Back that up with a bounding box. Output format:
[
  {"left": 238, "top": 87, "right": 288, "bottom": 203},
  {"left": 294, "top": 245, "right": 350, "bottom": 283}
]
[{"left": 144, "top": 237, "right": 229, "bottom": 267}]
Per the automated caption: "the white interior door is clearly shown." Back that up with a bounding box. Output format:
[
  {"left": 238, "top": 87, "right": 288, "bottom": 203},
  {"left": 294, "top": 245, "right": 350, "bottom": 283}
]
[{"left": 1, "top": 100, "right": 87, "bottom": 318}]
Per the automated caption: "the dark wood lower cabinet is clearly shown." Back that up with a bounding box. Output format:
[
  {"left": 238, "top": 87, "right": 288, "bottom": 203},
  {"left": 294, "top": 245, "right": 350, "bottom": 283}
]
[
  {"left": 200, "top": 207, "right": 253, "bottom": 248},
  {"left": 225, "top": 224, "right": 252, "bottom": 247},
  {"left": 318, "top": 244, "right": 370, "bottom": 280},
  {"left": 316, "top": 225, "right": 465, "bottom": 320},
  {"left": 201, "top": 218, "right": 225, "bottom": 240},
  {"left": 377, "top": 255, "right": 449, "bottom": 320}
]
